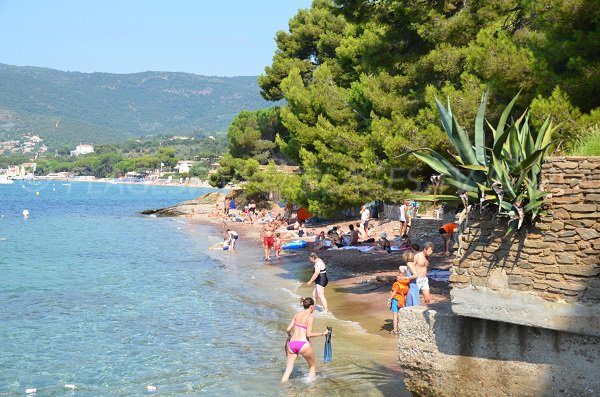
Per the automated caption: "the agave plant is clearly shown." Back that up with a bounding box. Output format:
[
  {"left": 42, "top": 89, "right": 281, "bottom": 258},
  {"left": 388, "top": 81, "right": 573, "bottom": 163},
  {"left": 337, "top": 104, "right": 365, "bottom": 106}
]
[{"left": 410, "top": 92, "right": 556, "bottom": 229}]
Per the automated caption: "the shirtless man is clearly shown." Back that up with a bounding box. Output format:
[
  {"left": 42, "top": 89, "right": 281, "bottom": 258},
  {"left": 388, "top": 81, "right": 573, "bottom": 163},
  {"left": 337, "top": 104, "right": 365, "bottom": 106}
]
[
  {"left": 413, "top": 242, "right": 433, "bottom": 305},
  {"left": 348, "top": 224, "right": 359, "bottom": 246},
  {"left": 262, "top": 220, "right": 276, "bottom": 260}
]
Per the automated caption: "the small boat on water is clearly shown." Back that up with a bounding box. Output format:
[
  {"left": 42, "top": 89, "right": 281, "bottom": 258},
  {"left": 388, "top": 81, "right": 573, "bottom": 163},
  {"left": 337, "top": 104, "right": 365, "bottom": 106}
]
[{"left": 0, "top": 175, "right": 14, "bottom": 184}]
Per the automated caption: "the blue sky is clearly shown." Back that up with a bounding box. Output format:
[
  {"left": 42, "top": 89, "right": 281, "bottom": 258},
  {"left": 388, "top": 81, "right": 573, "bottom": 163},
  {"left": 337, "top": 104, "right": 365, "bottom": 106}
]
[{"left": 0, "top": 0, "right": 312, "bottom": 76}]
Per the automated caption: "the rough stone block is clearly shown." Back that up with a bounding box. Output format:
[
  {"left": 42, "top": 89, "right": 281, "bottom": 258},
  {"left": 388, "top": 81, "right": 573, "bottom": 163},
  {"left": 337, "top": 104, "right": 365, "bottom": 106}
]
[
  {"left": 580, "top": 181, "right": 600, "bottom": 189},
  {"left": 571, "top": 212, "right": 600, "bottom": 219},
  {"left": 581, "top": 256, "right": 600, "bottom": 266},
  {"left": 508, "top": 275, "right": 533, "bottom": 285},
  {"left": 543, "top": 234, "right": 558, "bottom": 242},
  {"left": 556, "top": 161, "right": 579, "bottom": 169},
  {"left": 576, "top": 228, "right": 599, "bottom": 241},
  {"left": 534, "top": 265, "right": 560, "bottom": 273},
  {"left": 562, "top": 204, "right": 597, "bottom": 212},
  {"left": 558, "top": 237, "right": 575, "bottom": 244},
  {"left": 558, "top": 230, "right": 577, "bottom": 237},
  {"left": 584, "top": 194, "right": 600, "bottom": 202},
  {"left": 556, "top": 253, "right": 578, "bottom": 264},
  {"left": 548, "top": 280, "right": 588, "bottom": 292},
  {"left": 449, "top": 274, "right": 471, "bottom": 283},
  {"left": 559, "top": 265, "right": 600, "bottom": 276}
]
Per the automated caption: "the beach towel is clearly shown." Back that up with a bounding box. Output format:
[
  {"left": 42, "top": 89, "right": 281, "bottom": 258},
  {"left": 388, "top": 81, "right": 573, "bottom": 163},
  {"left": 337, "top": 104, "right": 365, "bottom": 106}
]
[{"left": 338, "top": 246, "right": 374, "bottom": 252}]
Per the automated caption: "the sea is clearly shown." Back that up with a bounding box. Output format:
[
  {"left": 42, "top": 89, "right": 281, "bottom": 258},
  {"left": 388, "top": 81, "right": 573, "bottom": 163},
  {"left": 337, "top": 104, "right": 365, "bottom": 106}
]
[{"left": 0, "top": 181, "right": 408, "bottom": 396}]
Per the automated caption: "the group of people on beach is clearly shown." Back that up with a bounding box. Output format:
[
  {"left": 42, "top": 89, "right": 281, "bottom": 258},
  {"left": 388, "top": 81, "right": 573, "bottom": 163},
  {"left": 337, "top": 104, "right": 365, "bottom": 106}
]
[{"left": 387, "top": 242, "right": 434, "bottom": 334}]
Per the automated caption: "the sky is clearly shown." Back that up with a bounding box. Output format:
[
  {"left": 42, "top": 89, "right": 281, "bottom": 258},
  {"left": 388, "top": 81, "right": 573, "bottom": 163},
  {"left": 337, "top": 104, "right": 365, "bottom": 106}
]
[{"left": 0, "top": 0, "right": 313, "bottom": 76}]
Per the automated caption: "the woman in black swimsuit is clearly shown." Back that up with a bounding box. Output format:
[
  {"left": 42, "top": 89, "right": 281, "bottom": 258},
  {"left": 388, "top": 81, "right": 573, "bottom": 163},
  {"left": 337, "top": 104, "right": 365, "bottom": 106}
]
[{"left": 306, "top": 252, "right": 329, "bottom": 313}]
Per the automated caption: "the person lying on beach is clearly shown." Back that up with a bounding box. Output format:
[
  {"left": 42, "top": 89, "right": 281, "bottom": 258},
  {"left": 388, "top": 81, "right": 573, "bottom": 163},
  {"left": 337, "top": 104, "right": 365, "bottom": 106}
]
[
  {"left": 387, "top": 266, "right": 416, "bottom": 334},
  {"left": 281, "top": 297, "right": 330, "bottom": 383}
]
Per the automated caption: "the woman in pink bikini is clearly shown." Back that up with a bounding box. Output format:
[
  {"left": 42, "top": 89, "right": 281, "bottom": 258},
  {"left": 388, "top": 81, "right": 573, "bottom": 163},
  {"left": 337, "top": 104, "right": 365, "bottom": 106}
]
[{"left": 281, "top": 297, "right": 329, "bottom": 383}]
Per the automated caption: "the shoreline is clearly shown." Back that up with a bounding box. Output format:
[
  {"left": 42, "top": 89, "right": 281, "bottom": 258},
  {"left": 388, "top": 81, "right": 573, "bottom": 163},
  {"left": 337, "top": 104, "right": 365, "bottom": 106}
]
[{"left": 177, "top": 197, "right": 452, "bottom": 367}]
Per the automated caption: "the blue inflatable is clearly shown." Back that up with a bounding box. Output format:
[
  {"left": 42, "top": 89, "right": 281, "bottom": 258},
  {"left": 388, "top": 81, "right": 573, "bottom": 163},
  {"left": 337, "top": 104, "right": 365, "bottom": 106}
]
[{"left": 282, "top": 240, "right": 308, "bottom": 250}]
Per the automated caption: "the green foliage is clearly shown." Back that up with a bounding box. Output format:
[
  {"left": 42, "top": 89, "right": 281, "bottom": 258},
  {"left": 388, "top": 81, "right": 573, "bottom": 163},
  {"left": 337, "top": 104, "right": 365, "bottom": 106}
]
[
  {"left": 227, "top": 107, "right": 288, "bottom": 163},
  {"left": 570, "top": 125, "right": 600, "bottom": 156},
  {"left": 229, "top": 0, "right": 600, "bottom": 214},
  {"left": 412, "top": 93, "right": 557, "bottom": 227}
]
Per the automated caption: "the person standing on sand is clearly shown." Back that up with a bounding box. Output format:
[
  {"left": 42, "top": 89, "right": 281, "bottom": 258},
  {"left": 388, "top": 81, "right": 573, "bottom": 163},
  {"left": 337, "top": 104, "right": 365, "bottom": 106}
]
[
  {"left": 360, "top": 205, "right": 370, "bottom": 238},
  {"left": 281, "top": 297, "right": 329, "bottom": 383},
  {"left": 413, "top": 242, "right": 433, "bottom": 305},
  {"left": 387, "top": 266, "right": 416, "bottom": 334},
  {"left": 262, "top": 220, "right": 276, "bottom": 260},
  {"left": 403, "top": 250, "right": 420, "bottom": 307},
  {"left": 307, "top": 252, "right": 329, "bottom": 313},
  {"left": 399, "top": 200, "right": 409, "bottom": 237}
]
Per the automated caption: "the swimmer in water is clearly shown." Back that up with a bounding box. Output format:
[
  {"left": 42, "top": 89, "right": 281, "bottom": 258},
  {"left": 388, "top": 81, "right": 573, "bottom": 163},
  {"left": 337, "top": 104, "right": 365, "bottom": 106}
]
[{"left": 281, "top": 297, "right": 329, "bottom": 383}]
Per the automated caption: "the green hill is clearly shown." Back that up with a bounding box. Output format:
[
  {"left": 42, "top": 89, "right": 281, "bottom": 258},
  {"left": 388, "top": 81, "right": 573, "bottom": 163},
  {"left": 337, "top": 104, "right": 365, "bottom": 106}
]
[{"left": 0, "top": 63, "right": 272, "bottom": 149}]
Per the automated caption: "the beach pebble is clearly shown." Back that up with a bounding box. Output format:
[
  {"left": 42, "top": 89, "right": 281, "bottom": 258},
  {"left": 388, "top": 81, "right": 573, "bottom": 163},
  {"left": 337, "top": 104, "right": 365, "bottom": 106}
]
[{"left": 147, "top": 385, "right": 157, "bottom": 392}]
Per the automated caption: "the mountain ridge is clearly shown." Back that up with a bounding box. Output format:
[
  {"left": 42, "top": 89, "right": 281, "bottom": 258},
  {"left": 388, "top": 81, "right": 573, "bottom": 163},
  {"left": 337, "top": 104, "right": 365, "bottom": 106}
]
[{"left": 0, "top": 63, "right": 271, "bottom": 149}]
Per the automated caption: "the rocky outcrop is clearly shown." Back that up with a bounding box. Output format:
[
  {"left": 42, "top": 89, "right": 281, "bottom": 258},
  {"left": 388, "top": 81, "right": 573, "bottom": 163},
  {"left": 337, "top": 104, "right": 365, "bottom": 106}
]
[{"left": 140, "top": 191, "right": 237, "bottom": 217}]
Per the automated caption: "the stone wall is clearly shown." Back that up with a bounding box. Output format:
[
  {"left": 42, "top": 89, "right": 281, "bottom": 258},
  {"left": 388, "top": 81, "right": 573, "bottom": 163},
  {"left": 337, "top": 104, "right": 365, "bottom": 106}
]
[
  {"left": 450, "top": 156, "right": 600, "bottom": 336},
  {"left": 397, "top": 304, "right": 600, "bottom": 397}
]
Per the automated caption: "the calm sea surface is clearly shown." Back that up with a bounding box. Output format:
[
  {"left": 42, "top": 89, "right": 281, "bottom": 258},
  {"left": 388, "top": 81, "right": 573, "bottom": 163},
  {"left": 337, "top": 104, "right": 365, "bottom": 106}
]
[{"left": 0, "top": 181, "right": 406, "bottom": 396}]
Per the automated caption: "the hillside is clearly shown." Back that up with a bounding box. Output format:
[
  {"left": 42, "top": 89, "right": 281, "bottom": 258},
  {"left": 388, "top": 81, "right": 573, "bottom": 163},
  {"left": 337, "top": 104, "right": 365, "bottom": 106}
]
[{"left": 0, "top": 63, "right": 272, "bottom": 149}]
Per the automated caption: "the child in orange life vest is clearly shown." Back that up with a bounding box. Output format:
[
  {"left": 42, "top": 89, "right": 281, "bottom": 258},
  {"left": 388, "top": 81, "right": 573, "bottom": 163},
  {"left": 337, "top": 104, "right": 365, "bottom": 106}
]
[{"left": 387, "top": 266, "right": 416, "bottom": 335}]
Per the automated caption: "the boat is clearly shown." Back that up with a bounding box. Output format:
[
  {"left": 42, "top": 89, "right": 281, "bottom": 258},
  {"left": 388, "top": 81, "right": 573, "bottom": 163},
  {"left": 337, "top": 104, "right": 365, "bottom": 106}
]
[{"left": 0, "top": 175, "right": 14, "bottom": 184}]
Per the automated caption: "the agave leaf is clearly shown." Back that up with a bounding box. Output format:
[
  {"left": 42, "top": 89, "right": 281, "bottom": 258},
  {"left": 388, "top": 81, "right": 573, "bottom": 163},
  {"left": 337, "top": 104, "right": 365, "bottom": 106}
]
[
  {"left": 435, "top": 97, "right": 455, "bottom": 143},
  {"left": 476, "top": 183, "right": 493, "bottom": 192},
  {"left": 491, "top": 153, "right": 517, "bottom": 199},
  {"left": 495, "top": 92, "right": 520, "bottom": 147},
  {"left": 411, "top": 149, "right": 470, "bottom": 184},
  {"left": 403, "top": 194, "right": 461, "bottom": 202},
  {"left": 474, "top": 91, "right": 488, "bottom": 166},
  {"left": 444, "top": 177, "right": 479, "bottom": 192},
  {"left": 451, "top": 115, "right": 479, "bottom": 166},
  {"left": 511, "top": 145, "right": 551, "bottom": 175},
  {"left": 460, "top": 164, "right": 488, "bottom": 171}
]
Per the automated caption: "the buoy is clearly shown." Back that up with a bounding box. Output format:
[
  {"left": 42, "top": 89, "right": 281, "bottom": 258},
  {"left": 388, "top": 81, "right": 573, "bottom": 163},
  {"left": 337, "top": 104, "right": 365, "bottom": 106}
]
[
  {"left": 35, "top": 191, "right": 40, "bottom": 196},
  {"left": 147, "top": 385, "right": 157, "bottom": 392},
  {"left": 64, "top": 384, "right": 76, "bottom": 390},
  {"left": 52, "top": 188, "right": 55, "bottom": 191},
  {"left": 22, "top": 210, "right": 30, "bottom": 218},
  {"left": 25, "top": 388, "right": 37, "bottom": 394}
]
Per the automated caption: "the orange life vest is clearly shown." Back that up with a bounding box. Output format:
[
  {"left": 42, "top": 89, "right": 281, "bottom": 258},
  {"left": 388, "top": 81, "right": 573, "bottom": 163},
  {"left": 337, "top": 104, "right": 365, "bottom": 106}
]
[{"left": 391, "top": 279, "right": 410, "bottom": 307}]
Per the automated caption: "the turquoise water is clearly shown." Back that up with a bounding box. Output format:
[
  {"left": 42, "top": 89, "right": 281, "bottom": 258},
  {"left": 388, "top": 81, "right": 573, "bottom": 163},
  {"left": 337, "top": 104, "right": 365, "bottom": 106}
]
[{"left": 0, "top": 181, "right": 406, "bottom": 396}]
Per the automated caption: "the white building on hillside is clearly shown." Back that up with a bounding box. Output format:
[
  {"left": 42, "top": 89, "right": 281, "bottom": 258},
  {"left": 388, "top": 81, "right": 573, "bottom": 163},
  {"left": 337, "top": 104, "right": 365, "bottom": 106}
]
[
  {"left": 174, "top": 160, "right": 195, "bottom": 173},
  {"left": 70, "top": 144, "right": 95, "bottom": 156}
]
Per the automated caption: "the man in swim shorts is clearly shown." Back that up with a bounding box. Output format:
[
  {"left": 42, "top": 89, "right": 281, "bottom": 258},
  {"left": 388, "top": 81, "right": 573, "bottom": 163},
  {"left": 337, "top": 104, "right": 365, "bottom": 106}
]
[
  {"left": 262, "top": 220, "right": 276, "bottom": 260},
  {"left": 413, "top": 242, "right": 433, "bottom": 305}
]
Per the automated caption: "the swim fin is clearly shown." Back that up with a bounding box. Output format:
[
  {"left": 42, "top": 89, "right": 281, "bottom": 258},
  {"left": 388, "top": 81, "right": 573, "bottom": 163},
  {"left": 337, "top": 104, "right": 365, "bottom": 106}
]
[{"left": 324, "top": 326, "right": 332, "bottom": 363}]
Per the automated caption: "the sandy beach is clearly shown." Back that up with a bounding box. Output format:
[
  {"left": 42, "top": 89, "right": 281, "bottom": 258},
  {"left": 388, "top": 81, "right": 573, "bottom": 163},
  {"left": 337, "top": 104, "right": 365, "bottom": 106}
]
[{"left": 169, "top": 192, "right": 452, "bottom": 339}]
